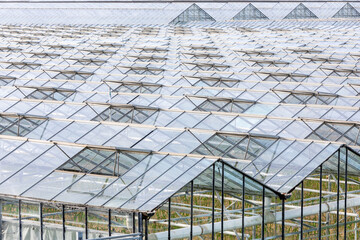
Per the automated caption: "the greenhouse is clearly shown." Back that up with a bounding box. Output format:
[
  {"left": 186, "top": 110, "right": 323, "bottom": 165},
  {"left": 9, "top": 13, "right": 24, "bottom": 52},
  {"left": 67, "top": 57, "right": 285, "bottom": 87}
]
[{"left": 0, "top": 1, "right": 360, "bottom": 240}]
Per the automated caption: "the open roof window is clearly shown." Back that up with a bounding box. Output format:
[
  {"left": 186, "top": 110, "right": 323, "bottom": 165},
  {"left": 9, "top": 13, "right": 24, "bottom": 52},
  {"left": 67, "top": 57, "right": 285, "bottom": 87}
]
[
  {"left": 107, "top": 81, "right": 163, "bottom": 94},
  {"left": 284, "top": 3, "right": 318, "bottom": 19},
  {"left": 183, "top": 62, "right": 230, "bottom": 71},
  {"left": 57, "top": 147, "right": 149, "bottom": 177},
  {"left": 28, "top": 52, "right": 60, "bottom": 59},
  {"left": 191, "top": 133, "right": 276, "bottom": 160},
  {"left": 49, "top": 70, "right": 94, "bottom": 80},
  {"left": 0, "top": 75, "right": 16, "bottom": 86},
  {"left": 170, "top": 3, "right": 215, "bottom": 25},
  {"left": 306, "top": 122, "right": 360, "bottom": 146},
  {"left": 333, "top": 3, "right": 360, "bottom": 18},
  {"left": 183, "top": 76, "right": 239, "bottom": 88},
  {"left": 0, "top": 114, "right": 46, "bottom": 137},
  {"left": 91, "top": 105, "right": 158, "bottom": 124},
  {"left": 67, "top": 58, "right": 106, "bottom": 66},
  {"left": 259, "top": 72, "right": 309, "bottom": 82},
  {"left": 123, "top": 66, "right": 164, "bottom": 75},
  {"left": 193, "top": 97, "right": 254, "bottom": 113},
  {"left": 128, "top": 55, "right": 167, "bottom": 62},
  {"left": 5, "top": 62, "right": 41, "bottom": 70},
  {"left": 247, "top": 59, "right": 289, "bottom": 67},
  {"left": 24, "top": 87, "right": 76, "bottom": 101},
  {"left": 0, "top": 47, "right": 22, "bottom": 53},
  {"left": 183, "top": 52, "right": 223, "bottom": 59},
  {"left": 277, "top": 90, "right": 338, "bottom": 105},
  {"left": 232, "top": 3, "right": 269, "bottom": 20}
]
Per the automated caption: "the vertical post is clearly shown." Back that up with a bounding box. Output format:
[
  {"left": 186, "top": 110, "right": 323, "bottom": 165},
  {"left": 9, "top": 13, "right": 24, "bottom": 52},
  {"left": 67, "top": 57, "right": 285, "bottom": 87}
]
[
  {"left": 300, "top": 182, "right": 304, "bottom": 239},
  {"left": 108, "top": 209, "right": 111, "bottom": 236},
  {"left": 62, "top": 205, "right": 66, "bottom": 240},
  {"left": 132, "top": 212, "right": 136, "bottom": 233},
  {"left": 344, "top": 148, "right": 348, "bottom": 239},
  {"left": 85, "top": 207, "right": 88, "bottom": 239},
  {"left": 221, "top": 162, "right": 224, "bottom": 240},
  {"left": 262, "top": 187, "right": 265, "bottom": 240},
  {"left": 19, "top": 200, "right": 22, "bottom": 240},
  {"left": 281, "top": 198, "right": 285, "bottom": 240},
  {"left": 138, "top": 213, "right": 143, "bottom": 237},
  {"left": 318, "top": 164, "right": 323, "bottom": 240},
  {"left": 39, "top": 203, "right": 43, "bottom": 240},
  {"left": 242, "top": 175, "right": 245, "bottom": 240},
  {"left": 337, "top": 150, "right": 340, "bottom": 239},
  {"left": 144, "top": 217, "right": 148, "bottom": 240},
  {"left": 168, "top": 198, "right": 171, "bottom": 240},
  {"left": 190, "top": 181, "right": 194, "bottom": 240},
  {"left": 211, "top": 165, "right": 215, "bottom": 240}
]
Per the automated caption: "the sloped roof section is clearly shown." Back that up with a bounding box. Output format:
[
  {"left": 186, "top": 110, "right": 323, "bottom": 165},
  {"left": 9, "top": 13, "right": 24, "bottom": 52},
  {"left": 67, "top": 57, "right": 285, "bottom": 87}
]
[
  {"left": 284, "top": 3, "right": 318, "bottom": 19},
  {"left": 169, "top": 3, "right": 215, "bottom": 25},
  {"left": 232, "top": 3, "right": 269, "bottom": 20},
  {"left": 333, "top": 3, "right": 360, "bottom": 18}
]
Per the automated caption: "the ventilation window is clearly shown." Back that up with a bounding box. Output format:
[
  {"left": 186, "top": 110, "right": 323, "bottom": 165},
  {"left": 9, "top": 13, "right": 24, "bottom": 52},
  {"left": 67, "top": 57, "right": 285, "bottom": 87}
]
[
  {"left": 277, "top": 90, "right": 338, "bottom": 105},
  {"left": 232, "top": 3, "right": 269, "bottom": 20},
  {"left": 183, "top": 76, "right": 239, "bottom": 88},
  {"left": 203, "top": 28, "right": 226, "bottom": 34},
  {"left": 45, "top": 44, "right": 75, "bottom": 50},
  {"left": 92, "top": 105, "right": 158, "bottom": 124},
  {"left": 286, "top": 47, "right": 322, "bottom": 54},
  {"left": 28, "top": 52, "right": 60, "bottom": 59},
  {"left": 183, "top": 62, "right": 230, "bottom": 71},
  {"left": 0, "top": 75, "right": 16, "bottom": 86},
  {"left": 193, "top": 96, "right": 254, "bottom": 113},
  {"left": 82, "top": 49, "right": 117, "bottom": 56},
  {"left": 5, "top": 62, "right": 41, "bottom": 70},
  {"left": 57, "top": 148, "right": 148, "bottom": 177},
  {"left": 0, "top": 114, "right": 46, "bottom": 137},
  {"left": 301, "top": 56, "right": 342, "bottom": 63},
  {"left": 284, "top": 3, "right": 318, "bottom": 19},
  {"left": 333, "top": 3, "right": 360, "bottom": 18},
  {"left": 24, "top": 87, "right": 76, "bottom": 101},
  {"left": 236, "top": 49, "right": 274, "bottom": 56},
  {"left": 107, "top": 81, "right": 163, "bottom": 94},
  {"left": 170, "top": 3, "right": 215, "bottom": 25},
  {"left": 173, "top": 27, "right": 193, "bottom": 35},
  {"left": 191, "top": 133, "right": 275, "bottom": 160},
  {"left": 321, "top": 67, "right": 360, "bottom": 77},
  {"left": 183, "top": 52, "right": 223, "bottom": 59},
  {"left": 123, "top": 66, "right": 164, "bottom": 75},
  {"left": 247, "top": 59, "right": 289, "bottom": 67},
  {"left": 135, "top": 47, "right": 168, "bottom": 53},
  {"left": 49, "top": 70, "right": 94, "bottom": 80},
  {"left": 0, "top": 47, "right": 22, "bottom": 53},
  {"left": 189, "top": 46, "right": 218, "bottom": 51},
  {"left": 306, "top": 122, "right": 360, "bottom": 145},
  {"left": 128, "top": 55, "right": 167, "bottom": 62},
  {"left": 67, "top": 58, "right": 107, "bottom": 66},
  {"left": 95, "top": 43, "right": 123, "bottom": 48},
  {"left": 138, "top": 27, "right": 161, "bottom": 36},
  {"left": 258, "top": 72, "right": 309, "bottom": 82}
]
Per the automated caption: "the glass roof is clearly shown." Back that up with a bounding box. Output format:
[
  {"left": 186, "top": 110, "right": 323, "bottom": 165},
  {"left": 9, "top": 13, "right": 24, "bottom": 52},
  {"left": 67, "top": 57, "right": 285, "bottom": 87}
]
[{"left": 0, "top": 18, "right": 360, "bottom": 213}]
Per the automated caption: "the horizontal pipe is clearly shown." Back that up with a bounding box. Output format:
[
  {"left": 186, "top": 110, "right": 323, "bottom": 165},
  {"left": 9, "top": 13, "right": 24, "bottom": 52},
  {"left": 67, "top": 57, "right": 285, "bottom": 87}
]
[{"left": 149, "top": 196, "right": 360, "bottom": 240}]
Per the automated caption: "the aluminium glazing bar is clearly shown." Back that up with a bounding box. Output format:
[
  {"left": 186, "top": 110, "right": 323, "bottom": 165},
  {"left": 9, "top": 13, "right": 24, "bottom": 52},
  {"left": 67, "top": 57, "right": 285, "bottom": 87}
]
[
  {"left": 19, "top": 200, "right": 22, "bottom": 240},
  {"left": 221, "top": 162, "right": 224, "bottom": 240},
  {"left": 212, "top": 164, "right": 215, "bottom": 240},
  {"left": 337, "top": 150, "right": 340, "bottom": 239},
  {"left": 62, "top": 205, "right": 65, "bottom": 240},
  {"left": 344, "top": 147, "right": 348, "bottom": 239},
  {"left": 319, "top": 164, "right": 323, "bottom": 240},
  {"left": 40, "top": 202, "right": 43, "bottom": 240},
  {"left": 190, "top": 180, "right": 193, "bottom": 240}
]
